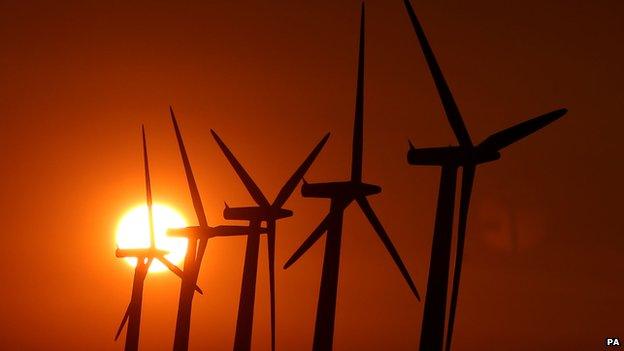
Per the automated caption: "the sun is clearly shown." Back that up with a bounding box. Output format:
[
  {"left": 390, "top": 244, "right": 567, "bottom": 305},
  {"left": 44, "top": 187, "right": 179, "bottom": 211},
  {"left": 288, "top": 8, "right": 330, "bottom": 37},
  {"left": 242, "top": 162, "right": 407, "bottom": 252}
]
[{"left": 115, "top": 203, "right": 188, "bottom": 273}]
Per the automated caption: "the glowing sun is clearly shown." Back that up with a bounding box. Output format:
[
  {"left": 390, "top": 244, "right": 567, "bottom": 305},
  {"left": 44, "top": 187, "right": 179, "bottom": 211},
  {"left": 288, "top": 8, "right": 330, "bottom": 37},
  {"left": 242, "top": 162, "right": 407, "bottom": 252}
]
[{"left": 115, "top": 203, "right": 188, "bottom": 273}]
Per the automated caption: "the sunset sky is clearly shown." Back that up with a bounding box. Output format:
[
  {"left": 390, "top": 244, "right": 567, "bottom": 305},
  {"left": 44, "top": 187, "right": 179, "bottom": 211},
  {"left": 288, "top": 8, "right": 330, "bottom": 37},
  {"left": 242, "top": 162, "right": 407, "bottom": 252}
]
[{"left": 0, "top": 0, "right": 622, "bottom": 350}]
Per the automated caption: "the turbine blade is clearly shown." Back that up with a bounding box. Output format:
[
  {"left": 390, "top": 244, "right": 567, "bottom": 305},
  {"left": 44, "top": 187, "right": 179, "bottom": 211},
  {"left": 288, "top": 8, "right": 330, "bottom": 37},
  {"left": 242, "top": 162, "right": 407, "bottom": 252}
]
[
  {"left": 478, "top": 108, "right": 567, "bottom": 151},
  {"left": 402, "top": 0, "right": 472, "bottom": 147},
  {"left": 267, "top": 221, "right": 277, "bottom": 351},
  {"left": 158, "top": 255, "right": 204, "bottom": 295},
  {"left": 445, "top": 164, "right": 475, "bottom": 351},
  {"left": 283, "top": 213, "right": 332, "bottom": 269},
  {"left": 356, "top": 196, "right": 421, "bottom": 300},
  {"left": 273, "top": 133, "right": 330, "bottom": 208},
  {"left": 210, "top": 129, "right": 270, "bottom": 207},
  {"left": 114, "top": 302, "right": 131, "bottom": 341},
  {"left": 195, "top": 239, "right": 209, "bottom": 272},
  {"left": 144, "top": 257, "right": 154, "bottom": 275},
  {"left": 351, "top": 3, "right": 366, "bottom": 182},
  {"left": 142, "top": 126, "right": 156, "bottom": 249},
  {"left": 170, "top": 107, "right": 209, "bottom": 228},
  {"left": 170, "top": 107, "right": 209, "bottom": 268}
]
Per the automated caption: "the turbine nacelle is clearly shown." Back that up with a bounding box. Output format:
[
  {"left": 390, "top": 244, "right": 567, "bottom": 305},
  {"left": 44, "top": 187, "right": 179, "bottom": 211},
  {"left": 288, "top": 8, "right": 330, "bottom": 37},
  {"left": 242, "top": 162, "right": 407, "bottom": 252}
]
[
  {"left": 407, "top": 108, "right": 567, "bottom": 167},
  {"left": 407, "top": 144, "right": 500, "bottom": 166},
  {"left": 301, "top": 180, "right": 381, "bottom": 199},
  {"left": 223, "top": 203, "right": 293, "bottom": 221}
]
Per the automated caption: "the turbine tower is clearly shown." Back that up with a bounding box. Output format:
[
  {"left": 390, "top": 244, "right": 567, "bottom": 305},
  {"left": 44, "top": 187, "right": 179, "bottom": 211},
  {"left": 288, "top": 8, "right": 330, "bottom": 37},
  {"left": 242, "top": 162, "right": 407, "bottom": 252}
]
[
  {"left": 283, "top": 4, "right": 420, "bottom": 350},
  {"left": 209, "top": 130, "right": 329, "bottom": 351},
  {"left": 114, "top": 126, "right": 203, "bottom": 351},
  {"left": 167, "top": 109, "right": 266, "bottom": 351},
  {"left": 401, "top": 1, "right": 567, "bottom": 350}
]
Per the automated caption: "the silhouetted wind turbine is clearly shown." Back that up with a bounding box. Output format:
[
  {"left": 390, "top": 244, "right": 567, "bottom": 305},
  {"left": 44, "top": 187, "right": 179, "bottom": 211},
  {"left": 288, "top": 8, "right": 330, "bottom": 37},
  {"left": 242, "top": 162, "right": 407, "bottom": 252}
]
[
  {"left": 210, "top": 130, "right": 329, "bottom": 351},
  {"left": 166, "top": 108, "right": 267, "bottom": 351},
  {"left": 402, "top": 1, "right": 567, "bottom": 350},
  {"left": 114, "top": 126, "right": 203, "bottom": 351},
  {"left": 283, "top": 4, "right": 420, "bottom": 350}
]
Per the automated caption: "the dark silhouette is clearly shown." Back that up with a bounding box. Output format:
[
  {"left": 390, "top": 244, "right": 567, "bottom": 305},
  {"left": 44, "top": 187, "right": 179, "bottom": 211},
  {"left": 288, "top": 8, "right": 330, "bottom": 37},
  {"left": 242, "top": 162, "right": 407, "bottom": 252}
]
[
  {"left": 114, "top": 126, "right": 203, "bottom": 351},
  {"left": 166, "top": 109, "right": 266, "bottom": 351},
  {"left": 209, "top": 130, "right": 329, "bottom": 351},
  {"left": 401, "top": 1, "right": 567, "bottom": 351},
  {"left": 283, "top": 4, "right": 420, "bottom": 351}
]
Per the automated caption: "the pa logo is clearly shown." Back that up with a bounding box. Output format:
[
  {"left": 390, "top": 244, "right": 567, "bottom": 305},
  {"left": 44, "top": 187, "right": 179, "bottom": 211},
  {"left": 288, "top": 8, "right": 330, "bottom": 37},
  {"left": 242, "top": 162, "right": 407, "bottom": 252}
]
[{"left": 606, "top": 338, "right": 620, "bottom": 347}]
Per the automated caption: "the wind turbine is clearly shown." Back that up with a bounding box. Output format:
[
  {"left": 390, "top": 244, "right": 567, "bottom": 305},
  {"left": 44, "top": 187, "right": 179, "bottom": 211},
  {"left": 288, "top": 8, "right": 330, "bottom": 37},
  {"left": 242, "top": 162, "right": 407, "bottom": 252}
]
[
  {"left": 283, "top": 4, "right": 420, "bottom": 350},
  {"left": 209, "top": 130, "right": 329, "bottom": 351},
  {"left": 166, "top": 108, "right": 267, "bottom": 351},
  {"left": 114, "top": 126, "right": 203, "bottom": 351},
  {"left": 401, "top": 1, "right": 567, "bottom": 351}
]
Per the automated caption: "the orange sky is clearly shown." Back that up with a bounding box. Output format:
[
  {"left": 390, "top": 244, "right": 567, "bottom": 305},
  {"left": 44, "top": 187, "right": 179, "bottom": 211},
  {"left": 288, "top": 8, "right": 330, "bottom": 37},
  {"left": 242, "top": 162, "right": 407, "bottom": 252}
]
[{"left": 0, "top": 0, "right": 622, "bottom": 350}]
